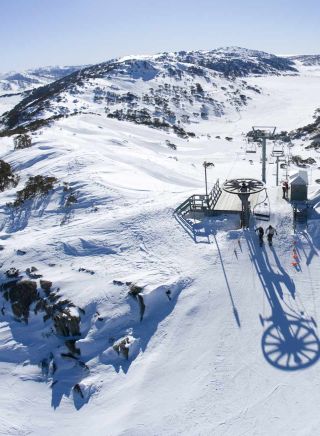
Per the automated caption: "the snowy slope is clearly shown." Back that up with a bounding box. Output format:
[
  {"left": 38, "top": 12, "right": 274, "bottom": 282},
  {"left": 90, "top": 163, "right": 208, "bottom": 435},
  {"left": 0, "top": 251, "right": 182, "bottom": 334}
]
[
  {"left": 0, "top": 51, "right": 319, "bottom": 435},
  {"left": 0, "top": 65, "right": 85, "bottom": 117},
  {"left": 289, "top": 54, "right": 320, "bottom": 66},
  {"left": 0, "top": 65, "right": 85, "bottom": 94},
  {"left": 0, "top": 48, "right": 297, "bottom": 137}
]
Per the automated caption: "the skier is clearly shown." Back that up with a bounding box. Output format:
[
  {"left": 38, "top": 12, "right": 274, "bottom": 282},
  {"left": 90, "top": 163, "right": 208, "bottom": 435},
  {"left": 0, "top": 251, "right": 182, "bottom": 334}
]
[
  {"left": 255, "top": 226, "right": 264, "bottom": 246},
  {"left": 282, "top": 180, "right": 289, "bottom": 199},
  {"left": 266, "top": 225, "right": 277, "bottom": 246}
]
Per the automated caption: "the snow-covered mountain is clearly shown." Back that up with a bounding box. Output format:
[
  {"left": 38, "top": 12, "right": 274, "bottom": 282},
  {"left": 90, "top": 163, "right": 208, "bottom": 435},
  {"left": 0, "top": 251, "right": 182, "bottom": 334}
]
[
  {"left": 290, "top": 108, "right": 320, "bottom": 148},
  {"left": 289, "top": 54, "right": 320, "bottom": 66},
  {"left": 0, "top": 65, "right": 85, "bottom": 95},
  {"left": 1, "top": 46, "right": 320, "bottom": 435},
  {"left": 0, "top": 65, "right": 86, "bottom": 119},
  {"left": 0, "top": 47, "right": 297, "bottom": 137}
]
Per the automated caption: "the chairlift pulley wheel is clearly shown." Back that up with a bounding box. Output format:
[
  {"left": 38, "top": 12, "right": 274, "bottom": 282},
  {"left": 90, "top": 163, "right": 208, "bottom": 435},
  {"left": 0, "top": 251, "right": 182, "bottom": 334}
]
[{"left": 222, "top": 178, "right": 265, "bottom": 195}]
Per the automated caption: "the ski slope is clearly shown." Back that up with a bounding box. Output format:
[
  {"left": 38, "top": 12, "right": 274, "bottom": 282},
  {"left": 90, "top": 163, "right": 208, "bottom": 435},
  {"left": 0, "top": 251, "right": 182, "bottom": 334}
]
[{"left": 0, "top": 62, "right": 320, "bottom": 435}]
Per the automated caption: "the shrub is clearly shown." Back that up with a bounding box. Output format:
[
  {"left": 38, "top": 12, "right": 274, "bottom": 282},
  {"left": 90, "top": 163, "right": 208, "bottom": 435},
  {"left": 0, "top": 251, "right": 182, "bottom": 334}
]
[
  {"left": 165, "top": 140, "right": 177, "bottom": 150},
  {"left": 64, "top": 193, "right": 77, "bottom": 207},
  {"left": 13, "top": 175, "right": 57, "bottom": 206},
  {"left": 292, "top": 155, "right": 316, "bottom": 167},
  {"left": 14, "top": 134, "right": 32, "bottom": 150},
  {"left": 0, "top": 160, "right": 19, "bottom": 191}
]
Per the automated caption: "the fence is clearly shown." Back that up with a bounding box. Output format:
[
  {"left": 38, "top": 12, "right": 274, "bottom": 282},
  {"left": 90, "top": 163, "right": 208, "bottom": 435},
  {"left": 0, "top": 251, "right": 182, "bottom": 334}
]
[{"left": 174, "top": 179, "right": 222, "bottom": 216}]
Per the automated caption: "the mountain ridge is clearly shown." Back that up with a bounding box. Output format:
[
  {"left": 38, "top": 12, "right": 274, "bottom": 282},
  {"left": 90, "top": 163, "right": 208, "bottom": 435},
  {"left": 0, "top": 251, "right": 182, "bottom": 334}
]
[{"left": 0, "top": 47, "right": 297, "bottom": 136}]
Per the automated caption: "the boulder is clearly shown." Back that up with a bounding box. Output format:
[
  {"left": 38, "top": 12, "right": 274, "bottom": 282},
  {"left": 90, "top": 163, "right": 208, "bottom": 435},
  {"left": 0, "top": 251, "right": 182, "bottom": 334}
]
[
  {"left": 53, "top": 309, "right": 80, "bottom": 337},
  {"left": 113, "top": 337, "right": 130, "bottom": 360},
  {"left": 5, "top": 268, "right": 19, "bottom": 278},
  {"left": 7, "top": 280, "right": 38, "bottom": 322},
  {"left": 40, "top": 280, "right": 52, "bottom": 292}
]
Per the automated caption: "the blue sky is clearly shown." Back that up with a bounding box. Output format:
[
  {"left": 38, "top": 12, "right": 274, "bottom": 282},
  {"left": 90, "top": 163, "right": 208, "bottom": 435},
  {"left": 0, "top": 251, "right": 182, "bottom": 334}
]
[{"left": 1, "top": 0, "right": 319, "bottom": 72}]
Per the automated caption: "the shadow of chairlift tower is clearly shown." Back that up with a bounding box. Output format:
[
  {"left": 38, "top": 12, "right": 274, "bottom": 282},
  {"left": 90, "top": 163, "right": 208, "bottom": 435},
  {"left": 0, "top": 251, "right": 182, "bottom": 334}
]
[
  {"left": 260, "top": 310, "right": 319, "bottom": 370},
  {"left": 260, "top": 296, "right": 319, "bottom": 371},
  {"left": 245, "top": 231, "right": 320, "bottom": 371}
]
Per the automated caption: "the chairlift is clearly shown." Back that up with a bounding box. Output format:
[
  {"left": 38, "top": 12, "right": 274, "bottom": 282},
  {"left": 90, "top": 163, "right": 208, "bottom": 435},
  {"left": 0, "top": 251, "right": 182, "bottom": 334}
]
[
  {"left": 253, "top": 189, "right": 270, "bottom": 221},
  {"left": 271, "top": 143, "right": 284, "bottom": 157},
  {"left": 245, "top": 141, "right": 257, "bottom": 154}
]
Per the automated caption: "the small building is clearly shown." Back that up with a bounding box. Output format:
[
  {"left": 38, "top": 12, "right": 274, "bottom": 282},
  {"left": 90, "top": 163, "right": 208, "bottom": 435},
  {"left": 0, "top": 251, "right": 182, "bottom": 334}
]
[{"left": 289, "top": 170, "right": 308, "bottom": 201}]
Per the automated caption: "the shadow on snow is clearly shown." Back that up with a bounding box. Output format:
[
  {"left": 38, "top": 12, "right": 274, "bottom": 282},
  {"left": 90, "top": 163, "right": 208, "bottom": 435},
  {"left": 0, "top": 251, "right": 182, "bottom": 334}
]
[
  {"left": 175, "top": 211, "right": 241, "bottom": 328},
  {"left": 244, "top": 230, "right": 320, "bottom": 371}
]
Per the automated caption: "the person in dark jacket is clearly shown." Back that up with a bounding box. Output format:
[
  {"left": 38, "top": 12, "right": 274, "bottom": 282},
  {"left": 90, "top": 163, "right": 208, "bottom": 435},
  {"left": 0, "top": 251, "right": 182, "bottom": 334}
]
[
  {"left": 266, "top": 225, "right": 277, "bottom": 245},
  {"left": 255, "top": 226, "right": 264, "bottom": 246},
  {"left": 282, "top": 180, "right": 289, "bottom": 199}
]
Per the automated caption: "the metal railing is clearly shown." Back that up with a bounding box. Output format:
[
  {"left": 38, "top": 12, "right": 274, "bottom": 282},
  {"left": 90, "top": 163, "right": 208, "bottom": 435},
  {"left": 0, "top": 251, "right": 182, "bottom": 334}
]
[
  {"left": 207, "top": 179, "right": 222, "bottom": 210},
  {"left": 174, "top": 179, "right": 222, "bottom": 215}
]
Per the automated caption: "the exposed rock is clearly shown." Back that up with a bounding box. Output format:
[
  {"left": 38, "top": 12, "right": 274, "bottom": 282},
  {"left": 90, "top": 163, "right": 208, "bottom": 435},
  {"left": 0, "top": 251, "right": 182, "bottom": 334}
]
[
  {"left": 48, "top": 292, "right": 61, "bottom": 303},
  {"left": 128, "top": 284, "right": 144, "bottom": 297},
  {"left": 5, "top": 267, "right": 19, "bottom": 278},
  {"left": 292, "top": 155, "right": 316, "bottom": 167},
  {"left": 65, "top": 339, "right": 81, "bottom": 355},
  {"left": 0, "top": 272, "right": 85, "bottom": 393},
  {"left": 16, "top": 249, "right": 26, "bottom": 256},
  {"left": 34, "top": 298, "right": 48, "bottom": 315},
  {"left": 40, "top": 279, "right": 52, "bottom": 292},
  {"left": 113, "top": 337, "right": 130, "bottom": 360},
  {"left": 26, "top": 267, "right": 42, "bottom": 279},
  {"left": 53, "top": 309, "right": 80, "bottom": 337},
  {"left": 166, "top": 140, "right": 177, "bottom": 150},
  {"left": 7, "top": 280, "right": 38, "bottom": 322},
  {"left": 78, "top": 267, "right": 95, "bottom": 275},
  {"left": 128, "top": 284, "right": 145, "bottom": 321}
]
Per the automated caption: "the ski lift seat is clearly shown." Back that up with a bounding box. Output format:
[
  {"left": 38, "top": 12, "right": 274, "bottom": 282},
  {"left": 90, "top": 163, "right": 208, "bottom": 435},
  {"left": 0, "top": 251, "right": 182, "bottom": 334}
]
[
  {"left": 246, "top": 144, "right": 257, "bottom": 153},
  {"left": 271, "top": 144, "right": 284, "bottom": 157}
]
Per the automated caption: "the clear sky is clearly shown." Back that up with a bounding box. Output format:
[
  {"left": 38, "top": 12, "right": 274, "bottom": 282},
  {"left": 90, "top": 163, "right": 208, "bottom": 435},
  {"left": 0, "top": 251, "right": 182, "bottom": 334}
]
[{"left": 1, "top": 0, "right": 319, "bottom": 72}]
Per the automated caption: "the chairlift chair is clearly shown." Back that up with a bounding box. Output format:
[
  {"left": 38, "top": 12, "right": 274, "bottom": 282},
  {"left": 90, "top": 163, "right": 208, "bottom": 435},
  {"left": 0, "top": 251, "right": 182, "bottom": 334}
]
[
  {"left": 245, "top": 140, "right": 257, "bottom": 154},
  {"left": 253, "top": 189, "right": 270, "bottom": 221},
  {"left": 271, "top": 143, "right": 284, "bottom": 157}
]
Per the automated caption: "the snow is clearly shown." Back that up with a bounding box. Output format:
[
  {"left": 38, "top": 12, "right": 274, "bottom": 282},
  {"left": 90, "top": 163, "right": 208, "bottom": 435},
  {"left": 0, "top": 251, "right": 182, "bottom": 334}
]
[{"left": 0, "top": 59, "right": 319, "bottom": 435}]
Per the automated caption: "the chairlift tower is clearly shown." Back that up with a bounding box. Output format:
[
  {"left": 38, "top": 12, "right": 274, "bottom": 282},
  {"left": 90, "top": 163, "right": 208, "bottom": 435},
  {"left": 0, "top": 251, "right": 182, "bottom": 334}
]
[
  {"left": 251, "top": 126, "right": 276, "bottom": 183},
  {"left": 272, "top": 142, "right": 285, "bottom": 186},
  {"left": 223, "top": 178, "right": 265, "bottom": 228}
]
